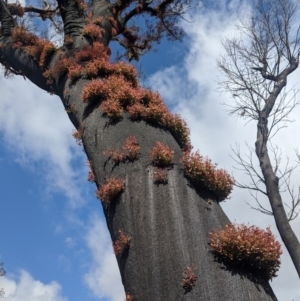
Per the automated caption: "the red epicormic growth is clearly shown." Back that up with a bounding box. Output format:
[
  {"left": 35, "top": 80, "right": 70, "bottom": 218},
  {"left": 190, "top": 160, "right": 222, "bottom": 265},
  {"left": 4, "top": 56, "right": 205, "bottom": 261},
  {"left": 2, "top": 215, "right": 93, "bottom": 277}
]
[
  {"left": 153, "top": 167, "right": 168, "bottom": 184},
  {"left": 112, "top": 229, "right": 131, "bottom": 257},
  {"left": 104, "top": 136, "right": 140, "bottom": 163},
  {"left": 125, "top": 293, "right": 134, "bottom": 301},
  {"left": 150, "top": 141, "right": 174, "bottom": 167},
  {"left": 12, "top": 22, "right": 234, "bottom": 202},
  {"left": 72, "top": 129, "right": 82, "bottom": 146},
  {"left": 209, "top": 224, "right": 282, "bottom": 280},
  {"left": 86, "top": 161, "right": 96, "bottom": 182},
  {"left": 96, "top": 177, "right": 125, "bottom": 202},
  {"left": 182, "top": 266, "right": 197, "bottom": 292},
  {"left": 181, "top": 151, "right": 235, "bottom": 201},
  {"left": 11, "top": 26, "right": 57, "bottom": 70}
]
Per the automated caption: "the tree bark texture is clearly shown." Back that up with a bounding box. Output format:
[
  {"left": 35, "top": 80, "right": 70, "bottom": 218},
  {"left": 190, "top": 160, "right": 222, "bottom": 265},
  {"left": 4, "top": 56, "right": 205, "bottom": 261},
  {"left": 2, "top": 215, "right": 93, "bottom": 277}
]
[
  {"left": 0, "top": 0, "right": 280, "bottom": 298},
  {"left": 57, "top": 78, "right": 277, "bottom": 300}
]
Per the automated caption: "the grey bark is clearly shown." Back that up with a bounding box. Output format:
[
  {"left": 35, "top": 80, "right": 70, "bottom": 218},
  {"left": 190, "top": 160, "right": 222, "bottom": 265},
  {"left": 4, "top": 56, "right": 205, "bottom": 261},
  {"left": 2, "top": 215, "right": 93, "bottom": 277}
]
[{"left": 255, "top": 59, "right": 300, "bottom": 278}]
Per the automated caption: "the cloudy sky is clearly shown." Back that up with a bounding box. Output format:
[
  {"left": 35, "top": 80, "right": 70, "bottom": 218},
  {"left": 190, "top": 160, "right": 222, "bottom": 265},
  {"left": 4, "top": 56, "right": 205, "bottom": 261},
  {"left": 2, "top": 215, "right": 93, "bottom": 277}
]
[{"left": 0, "top": 0, "right": 299, "bottom": 300}]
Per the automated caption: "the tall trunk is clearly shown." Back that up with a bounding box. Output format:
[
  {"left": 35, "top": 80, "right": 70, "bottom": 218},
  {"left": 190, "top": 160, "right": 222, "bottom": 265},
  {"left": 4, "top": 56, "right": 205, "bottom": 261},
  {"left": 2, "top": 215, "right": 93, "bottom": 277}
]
[
  {"left": 255, "top": 117, "right": 300, "bottom": 278},
  {"left": 0, "top": 0, "right": 281, "bottom": 295},
  {"left": 253, "top": 62, "right": 300, "bottom": 278},
  {"left": 57, "top": 79, "right": 278, "bottom": 300}
]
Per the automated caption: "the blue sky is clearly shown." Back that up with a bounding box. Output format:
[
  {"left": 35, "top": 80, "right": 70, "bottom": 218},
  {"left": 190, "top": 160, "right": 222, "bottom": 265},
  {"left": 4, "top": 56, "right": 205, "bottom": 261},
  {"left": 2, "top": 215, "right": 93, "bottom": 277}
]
[{"left": 0, "top": 0, "right": 300, "bottom": 300}]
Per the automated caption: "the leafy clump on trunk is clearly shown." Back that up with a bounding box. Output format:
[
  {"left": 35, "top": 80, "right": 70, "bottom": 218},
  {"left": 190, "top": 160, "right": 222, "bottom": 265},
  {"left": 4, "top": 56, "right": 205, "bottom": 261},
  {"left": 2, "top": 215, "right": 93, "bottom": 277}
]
[
  {"left": 86, "top": 161, "right": 96, "bottom": 182},
  {"left": 11, "top": 26, "right": 57, "bottom": 69},
  {"left": 103, "top": 136, "right": 140, "bottom": 164},
  {"left": 82, "top": 24, "right": 104, "bottom": 41},
  {"left": 81, "top": 69, "right": 191, "bottom": 151},
  {"left": 125, "top": 293, "right": 134, "bottom": 301},
  {"left": 72, "top": 129, "right": 82, "bottom": 146},
  {"left": 150, "top": 141, "right": 174, "bottom": 184},
  {"left": 209, "top": 224, "right": 282, "bottom": 280},
  {"left": 113, "top": 229, "right": 130, "bottom": 257},
  {"left": 150, "top": 141, "right": 174, "bottom": 167},
  {"left": 181, "top": 151, "right": 234, "bottom": 201},
  {"left": 182, "top": 266, "right": 197, "bottom": 292},
  {"left": 153, "top": 167, "right": 168, "bottom": 184},
  {"left": 96, "top": 177, "right": 125, "bottom": 202}
]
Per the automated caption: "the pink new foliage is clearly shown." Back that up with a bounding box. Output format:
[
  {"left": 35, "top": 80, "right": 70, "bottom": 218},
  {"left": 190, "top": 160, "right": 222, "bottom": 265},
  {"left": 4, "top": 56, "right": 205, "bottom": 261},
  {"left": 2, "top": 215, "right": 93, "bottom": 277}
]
[
  {"left": 150, "top": 141, "right": 174, "bottom": 167},
  {"left": 72, "top": 129, "right": 82, "bottom": 146},
  {"left": 103, "top": 136, "right": 140, "bottom": 164},
  {"left": 86, "top": 161, "right": 96, "bottom": 182},
  {"left": 153, "top": 167, "right": 168, "bottom": 184},
  {"left": 209, "top": 224, "right": 282, "bottom": 280},
  {"left": 112, "top": 229, "right": 130, "bottom": 257},
  {"left": 125, "top": 293, "right": 134, "bottom": 301},
  {"left": 96, "top": 178, "right": 125, "bottom": 202},
  {"left": 182, "top": 266, "right": 197, "bottom": 292},
  {"left": 180, "top": 151, "right": 234, "bottom": 201}
]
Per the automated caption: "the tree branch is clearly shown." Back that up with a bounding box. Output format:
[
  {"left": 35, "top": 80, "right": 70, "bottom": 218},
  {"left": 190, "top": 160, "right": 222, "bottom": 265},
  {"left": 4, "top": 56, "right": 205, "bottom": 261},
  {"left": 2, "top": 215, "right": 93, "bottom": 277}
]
[{"left": 0, "top": 37, "right": 51, "bottom": 91}]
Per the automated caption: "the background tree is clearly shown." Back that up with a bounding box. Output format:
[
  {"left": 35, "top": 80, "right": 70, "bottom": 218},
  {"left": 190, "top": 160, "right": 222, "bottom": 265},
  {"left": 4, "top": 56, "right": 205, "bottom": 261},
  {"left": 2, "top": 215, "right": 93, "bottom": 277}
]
[
  {"left": 218, "top": 0, "right": 300, "bottom": 278},
  {"left": 0, "top": 0, "right": 283, "bottom": 299}
]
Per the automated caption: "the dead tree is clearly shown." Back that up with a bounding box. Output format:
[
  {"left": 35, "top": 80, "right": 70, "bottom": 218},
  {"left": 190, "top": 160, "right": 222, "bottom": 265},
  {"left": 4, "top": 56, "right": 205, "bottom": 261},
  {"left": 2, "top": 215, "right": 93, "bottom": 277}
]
[{"left": 218, "top": 0, "right": 300, "bottom": 278}]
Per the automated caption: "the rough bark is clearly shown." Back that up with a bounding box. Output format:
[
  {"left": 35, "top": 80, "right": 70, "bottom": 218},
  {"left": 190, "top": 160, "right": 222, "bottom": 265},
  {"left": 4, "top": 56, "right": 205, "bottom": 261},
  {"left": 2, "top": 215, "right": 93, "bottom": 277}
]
[
  {"left": 0, "top": 0, "right": 281, "bottom": 298},
  {"left": 56, "top": 79, "right": 278, "bottom": 300}
]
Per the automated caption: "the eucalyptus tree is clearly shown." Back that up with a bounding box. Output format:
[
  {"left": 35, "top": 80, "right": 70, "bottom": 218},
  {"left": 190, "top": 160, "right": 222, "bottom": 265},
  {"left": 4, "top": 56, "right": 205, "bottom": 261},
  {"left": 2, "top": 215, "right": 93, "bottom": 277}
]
[{"left": 0, "top": 0, "right": 279, "bottom": 299}]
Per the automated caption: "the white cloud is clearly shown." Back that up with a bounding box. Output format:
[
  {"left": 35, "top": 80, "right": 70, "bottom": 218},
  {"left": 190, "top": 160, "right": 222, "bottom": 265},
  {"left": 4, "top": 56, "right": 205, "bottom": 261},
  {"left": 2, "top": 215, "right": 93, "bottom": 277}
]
[
  {"left": 147, "top": 1, "right": 300, "bottom": 300},
  {"left": 0, "top": 75, "right": 85, "bottom": 207},
  {"left": 83, "top": 216, "right": 125, "bottom": 301},
  {"left": 0, "top": 270, "right": 67, "bottom": 301},
  {"left": 65, "top": 237, "right": 76, "bottom": 248}
]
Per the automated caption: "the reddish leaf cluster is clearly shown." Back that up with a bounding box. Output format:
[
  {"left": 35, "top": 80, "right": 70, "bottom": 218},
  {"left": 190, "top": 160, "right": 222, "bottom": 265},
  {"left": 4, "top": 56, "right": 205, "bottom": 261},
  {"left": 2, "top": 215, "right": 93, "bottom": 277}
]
[
  {"left": 180, "top": 151, "right": 234, "bottom": 201},
  {"left": 122, "top": 136, "right": 140, "bottom": 161},
  {"left": 104, "top": 136, "right": 140, "bottom": 163},
  {"left": 96, "top": 178, "right": 125, "bottom": 202},
  {"left": 104, "top": 148, "right": 125, "bottom": 164},
  {"left": 100, "top": 98, "right": 123, "bottom": 119},
  {"left": 182, "top": 266, "right": 197, "bottom": 292},
  {"left": 72, "top": 129, "right": 82, "bottom": 146},
  {"left": 75, "top": 42, "right": 110, "bottom": 62},
  {"left": 112, "top": 230, "right": 130, "bottom": 257},
  {"left": 150, "top": 141, "right": 174, "bottom": 167},
  {"left": 125, "top": 293, "right": 134, "bottom": 301},
  {"left": 74, "top": 0, "right": 87, "bottom": 11},
  {"left": 68, "top": 64, "right": 82, "bottom": 83},
  {"left": 82, "top": 75, "right": 142, "bottom": 118},
  {"left": 82, "top": 24, "right": 104, "bottom": 41},
  {"left": 92, "top": 16, "right": 103, "bottom": 26},
  {"left": 64, "top": 35, "right": 73, "bottom": 47},
  {"left": 153, "top": 167, "right": 168, "bottom": 184},
  {"left": 43, "top": 43, "right": 111, "bottom": 84},
  {"left": 11, "top": 26, "right": 56, "bottom": 69},
  {"left": 44, "top": 58, "right": 74, "bottom": 84},
  {"left": 81, "top": 69, "right": 190, "bottom": 150},
  {"left": 209, "top": 224, "right": 282, "bottom": 280},
  {"left": 86, "top": 161, "right": 96, "bottom": 182}
]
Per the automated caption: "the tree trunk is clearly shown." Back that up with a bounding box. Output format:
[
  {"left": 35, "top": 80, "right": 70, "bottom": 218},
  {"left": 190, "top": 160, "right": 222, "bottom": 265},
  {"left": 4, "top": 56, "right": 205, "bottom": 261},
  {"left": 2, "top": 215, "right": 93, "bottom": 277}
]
[
  {"left": 57, "top": 79, "right": 278, "bottom": 300},
  {"left": 255, "top": 116, "right": 300, "bottom": 278}
]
